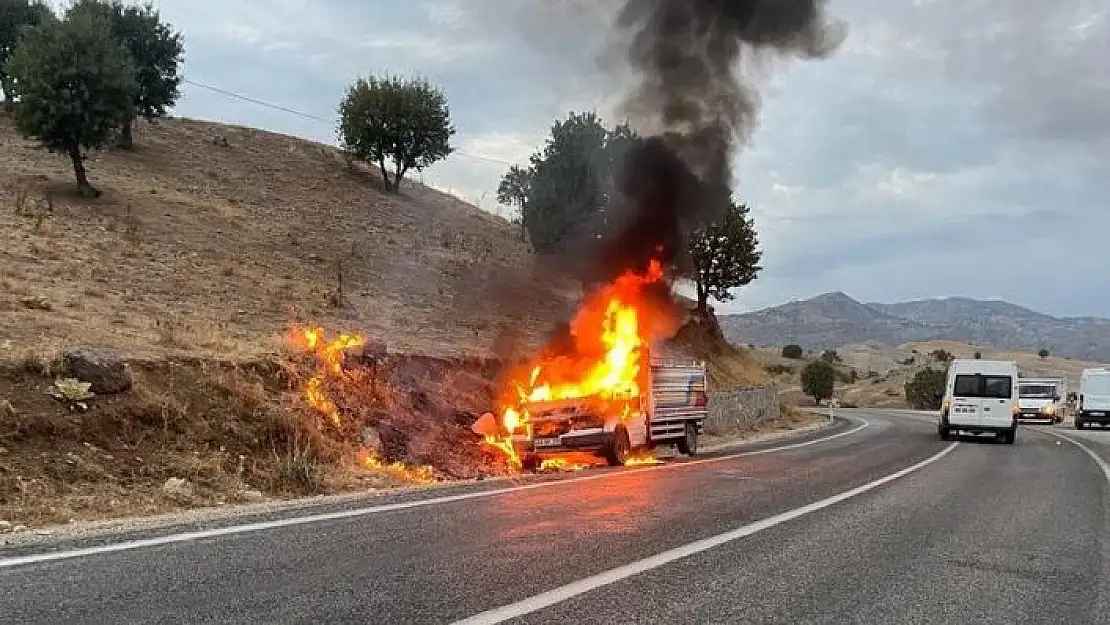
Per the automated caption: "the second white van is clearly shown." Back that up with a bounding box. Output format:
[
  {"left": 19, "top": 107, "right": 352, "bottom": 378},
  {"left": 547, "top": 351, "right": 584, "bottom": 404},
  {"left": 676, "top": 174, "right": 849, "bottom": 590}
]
[
  {"left": 1077, "top": 368, "right": 1110, "bottom": 429},
  {"left": 939, "top": 359, "right": 1019, "bottom": 443}
]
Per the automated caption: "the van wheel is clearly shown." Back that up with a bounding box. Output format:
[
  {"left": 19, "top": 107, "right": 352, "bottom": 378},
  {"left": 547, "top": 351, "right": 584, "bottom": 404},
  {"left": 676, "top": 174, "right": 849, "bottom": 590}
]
[
  {"left": 676, "top": 422, "right": 698, "bottom": 456},
  {"left": 938, "top": 425, "right": 950, "bottom": 441},
  {"left": 605, "top": 427, "right": 631, "bottom": 467},
  {"left": 1002, "top": 429, "right": 1016, "bottom": 444}
]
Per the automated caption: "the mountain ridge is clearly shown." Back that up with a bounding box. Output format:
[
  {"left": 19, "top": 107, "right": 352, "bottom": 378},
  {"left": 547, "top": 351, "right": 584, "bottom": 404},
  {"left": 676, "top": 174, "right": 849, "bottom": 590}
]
[{"left": 721, "top": 292, "right": 1110, "bottom": 363}]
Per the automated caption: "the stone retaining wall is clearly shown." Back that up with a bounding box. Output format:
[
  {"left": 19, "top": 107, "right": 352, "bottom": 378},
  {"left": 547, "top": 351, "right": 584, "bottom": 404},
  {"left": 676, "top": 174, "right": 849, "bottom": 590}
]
[{"left": 705, "top": 387, "right": 781, "bottom": 435}]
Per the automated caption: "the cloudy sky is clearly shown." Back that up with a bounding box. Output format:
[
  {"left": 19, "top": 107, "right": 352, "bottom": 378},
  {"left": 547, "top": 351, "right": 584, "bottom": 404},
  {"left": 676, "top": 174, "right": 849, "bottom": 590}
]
[{"left": 141, "top": 0, "right": 1108, "bottom": 317}]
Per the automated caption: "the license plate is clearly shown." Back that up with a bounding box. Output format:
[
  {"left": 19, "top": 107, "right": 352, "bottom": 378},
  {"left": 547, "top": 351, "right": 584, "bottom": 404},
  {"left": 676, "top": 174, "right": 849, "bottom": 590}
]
[
  {"left": 1090, "top": 412, "right": 1105, "bottom": 417},
  {"left": 534, "top": 437, "right": 561, "bottom": 448}
]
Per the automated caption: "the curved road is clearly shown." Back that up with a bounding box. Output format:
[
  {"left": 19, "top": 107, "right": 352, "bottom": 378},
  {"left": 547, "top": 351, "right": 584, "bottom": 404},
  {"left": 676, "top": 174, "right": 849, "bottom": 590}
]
[{"left": 2, "top": 410, "right": 1108, "bottom": 624}]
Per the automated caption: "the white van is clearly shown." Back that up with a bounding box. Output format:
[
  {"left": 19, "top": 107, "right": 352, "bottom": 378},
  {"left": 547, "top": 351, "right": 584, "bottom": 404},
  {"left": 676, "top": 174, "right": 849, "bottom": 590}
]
[
  {"left": 1076, "top": 368, "right": 1110, "bottom": 429},
  {"left": 939, "top": 359, "right": 1019, "bottom": 443}
]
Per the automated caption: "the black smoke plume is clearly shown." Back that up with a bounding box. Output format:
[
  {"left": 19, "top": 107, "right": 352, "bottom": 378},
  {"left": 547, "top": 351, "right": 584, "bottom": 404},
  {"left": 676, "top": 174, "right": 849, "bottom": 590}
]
[{"left": 583, "top": 0, "right": 844, "bottom": 283}]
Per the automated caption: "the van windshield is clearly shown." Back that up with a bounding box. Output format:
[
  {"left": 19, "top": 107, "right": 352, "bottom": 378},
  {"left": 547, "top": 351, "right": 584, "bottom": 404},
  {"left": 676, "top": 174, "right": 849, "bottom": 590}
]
[
  {"left": 1084, "top": 375, "right": 1110, "bottom": 396},
  {"left": 1019, "top": 384, "right": 1055, "bottom": 399},
  {"left": 954, "top": 374, "right": 1013, "bottom": 399}
]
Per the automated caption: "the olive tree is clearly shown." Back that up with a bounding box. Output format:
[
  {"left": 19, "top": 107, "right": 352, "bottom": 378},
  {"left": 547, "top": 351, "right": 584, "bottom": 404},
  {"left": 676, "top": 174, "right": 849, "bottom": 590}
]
[
  {"left": 687, "top": 199, "right": 762, "bottom": 314},
  {"left": 6, "top": 12, "right": 136, "bottom": 197},
  {"left": 338, "top": 75, "right": 454, "bottom": 192},
  {"left": 67, "top": 0, "right": 183, "bottom": 149}
]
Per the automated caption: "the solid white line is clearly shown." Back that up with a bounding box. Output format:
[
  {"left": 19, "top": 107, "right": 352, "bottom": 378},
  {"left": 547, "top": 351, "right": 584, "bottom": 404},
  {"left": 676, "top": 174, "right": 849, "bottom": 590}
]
[
  {"left": 453, "top": 441, "right": 960, "bottom": 625},
  {"left": 0, "top": 418, "right": 870, "bottom": 570},
  {"left": 1041, "top": 430, "right": 1110, "bottom": 483}
]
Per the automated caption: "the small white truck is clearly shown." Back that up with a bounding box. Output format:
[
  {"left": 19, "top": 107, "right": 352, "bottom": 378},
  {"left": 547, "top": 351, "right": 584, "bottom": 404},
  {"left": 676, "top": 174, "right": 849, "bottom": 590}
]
[
  {"left": 939, "top": 359, "right": 1019, "bottom": 444},
  {"left": 1076, "top": 368, "right": 1110, "bottom": 430},
  {"left": 512, "top": 358, "right": 709, "bottom": 467},
  {"left": 1017, "top": 377, "right": 1065, "bottom": 424}
]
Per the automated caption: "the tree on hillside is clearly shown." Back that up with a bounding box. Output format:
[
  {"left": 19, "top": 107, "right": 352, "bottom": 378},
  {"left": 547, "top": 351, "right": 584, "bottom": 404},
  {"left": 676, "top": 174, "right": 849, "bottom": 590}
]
[
  {"left": 496, "top": 111, "right": 634, "bottom": 253},
  {"left": 6, "top": 12, "right": 136, "bottom": 197},
  {"left": 905, "top": 367, "right": 946, "bottom": 410},
  {"left": 930, "top": 348, "right": 953, "bottom": 363},
  {"left": 801, "top": 359, "right": 835, "bottom": 405},
  {"left": 66, "top": 0, "right": 183, "bottom": 149},
  {"left": 0, "top": 0, "right": 54, "bottom": 108},
  {"left": 496, "top": 164, "right": 532, "bottom": 241},
  {"left": 1038, "top": 348, "right": 1050, "bottom": 359},
  {"left": 781, "top": 344, "right": 804, "bottom": 359},
  {"left": 687, "top": 199, "right": 761, "bottom": 313},
  {"left": 337, "top": 74, "right": 454, "bottom": 193},
  {"left": 973, "top": 351, "right": 982, "bottom": 359}
]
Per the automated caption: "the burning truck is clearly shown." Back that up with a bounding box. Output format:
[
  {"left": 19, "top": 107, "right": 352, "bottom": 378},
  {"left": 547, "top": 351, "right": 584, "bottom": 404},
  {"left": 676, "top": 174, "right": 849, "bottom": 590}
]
[{"left": 471, "top": 258, "right": 710, "bottom": 470}]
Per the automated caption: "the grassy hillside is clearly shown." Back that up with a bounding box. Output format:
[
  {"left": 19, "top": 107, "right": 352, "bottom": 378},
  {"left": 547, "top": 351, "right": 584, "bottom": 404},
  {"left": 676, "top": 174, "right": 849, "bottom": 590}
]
[{"left": 0, "top": 115, "right": 574, "bottom": 363}]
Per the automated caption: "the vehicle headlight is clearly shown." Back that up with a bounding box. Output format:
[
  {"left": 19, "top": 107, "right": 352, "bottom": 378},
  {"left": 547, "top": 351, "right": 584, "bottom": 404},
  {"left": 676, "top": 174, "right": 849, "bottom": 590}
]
[{"left": 1042, "top": 404, "right": 1055, "bottom": 414}]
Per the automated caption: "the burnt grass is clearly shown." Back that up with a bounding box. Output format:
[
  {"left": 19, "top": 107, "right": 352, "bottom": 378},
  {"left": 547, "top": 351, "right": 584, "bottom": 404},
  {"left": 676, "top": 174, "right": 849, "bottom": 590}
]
[{"left": 0, "top": 352, "right": 510, "bottom": 528}]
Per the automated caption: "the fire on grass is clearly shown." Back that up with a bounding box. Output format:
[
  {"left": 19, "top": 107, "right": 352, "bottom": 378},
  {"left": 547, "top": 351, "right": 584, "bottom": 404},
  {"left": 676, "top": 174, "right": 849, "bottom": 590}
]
[
  {"left": 472, "top": 259, "right": 675, "bottom": 470},
  {"left": 286, "top": 325, "right": 436, "bottom": 483}
]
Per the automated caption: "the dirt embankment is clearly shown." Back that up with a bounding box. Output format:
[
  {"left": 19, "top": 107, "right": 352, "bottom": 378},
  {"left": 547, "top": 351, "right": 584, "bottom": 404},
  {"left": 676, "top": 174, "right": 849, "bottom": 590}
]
[{"left": 0, "top": 349, "right": 510, "bottom": 528}]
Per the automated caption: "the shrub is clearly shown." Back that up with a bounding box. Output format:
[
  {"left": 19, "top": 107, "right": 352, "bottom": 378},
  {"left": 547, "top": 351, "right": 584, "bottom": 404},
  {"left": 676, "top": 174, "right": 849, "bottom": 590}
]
[
  {"left": 781, "top": 344, "right": 804, "bottom": 359},
  {"left": 764, "top": 364, "right": 794, "bottom": 376},
  {"left": 904, "top": 367, "right": 947, "bottom": 410},
  {"left": 801, "top": 359, "right": 835, "bottom": 405}
]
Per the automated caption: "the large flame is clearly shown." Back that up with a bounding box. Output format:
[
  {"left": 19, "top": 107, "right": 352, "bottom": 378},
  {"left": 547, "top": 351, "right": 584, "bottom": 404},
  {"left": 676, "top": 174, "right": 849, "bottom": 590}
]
[{"left": 481, "top": 259, "right": 675, "bottom": 467}]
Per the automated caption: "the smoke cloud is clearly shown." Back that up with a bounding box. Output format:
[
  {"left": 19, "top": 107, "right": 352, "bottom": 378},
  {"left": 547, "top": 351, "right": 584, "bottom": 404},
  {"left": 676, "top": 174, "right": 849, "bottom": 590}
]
[{"left": 586, "top": 0, "right": 845, "bottom": 282}]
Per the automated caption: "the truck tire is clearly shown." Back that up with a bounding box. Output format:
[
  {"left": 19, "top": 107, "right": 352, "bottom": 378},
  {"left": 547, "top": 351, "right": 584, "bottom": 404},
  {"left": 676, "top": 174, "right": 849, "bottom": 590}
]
[
  {"left": 1076, "top": 419, "right": 1085, "bottom": 430},
  {"left": 1001, "top": 428, "right": 1016, "bottom": 444},
  {"left": 676, "top": 422, "right": 698, "bottom": 456},
  {"left": 605, "top": 427, "right": 631, "bottom": 467}
]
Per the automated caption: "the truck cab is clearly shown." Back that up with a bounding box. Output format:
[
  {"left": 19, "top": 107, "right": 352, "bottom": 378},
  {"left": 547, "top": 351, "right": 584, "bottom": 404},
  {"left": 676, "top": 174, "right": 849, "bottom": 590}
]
[
  {"left": 1076, "top": 368, "right": 1110, "bottom": 429},
  {"left": 1017, "top": 377, "right": 1064, "bottom": 424},
  {"left": 939, "top": 359, "right": 1019, "bottom": 444}
]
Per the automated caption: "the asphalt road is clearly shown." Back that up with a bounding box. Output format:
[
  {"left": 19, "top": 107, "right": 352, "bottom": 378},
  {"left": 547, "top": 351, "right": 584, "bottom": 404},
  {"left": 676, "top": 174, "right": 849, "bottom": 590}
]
[{"left": 2, "top": 410, "right": 1108, "bottom": 624}]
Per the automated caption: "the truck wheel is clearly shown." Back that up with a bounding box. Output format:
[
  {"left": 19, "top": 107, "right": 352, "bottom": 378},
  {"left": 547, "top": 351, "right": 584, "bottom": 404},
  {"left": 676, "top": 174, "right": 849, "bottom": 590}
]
[
  {"left": 605, "top": 427, "right": 631, "bottom": 467},
  {"left": 1002, "top": 429, "right": 1016, "bottom": 444},
  {"left": 938, "top": 425, "right": 950, "bottom": 441},
  {"left": 676, "top": 422, "right": 698, "bottom": 456},
  {"left": 1076, "top": 419, "right": 1085, "bottom": 430}
]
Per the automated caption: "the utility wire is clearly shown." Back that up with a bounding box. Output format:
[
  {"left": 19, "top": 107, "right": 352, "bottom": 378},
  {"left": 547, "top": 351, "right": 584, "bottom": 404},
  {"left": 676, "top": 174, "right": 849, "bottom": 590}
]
[{"left": 182, "top": 78, "right": 519, "bottom": 166}]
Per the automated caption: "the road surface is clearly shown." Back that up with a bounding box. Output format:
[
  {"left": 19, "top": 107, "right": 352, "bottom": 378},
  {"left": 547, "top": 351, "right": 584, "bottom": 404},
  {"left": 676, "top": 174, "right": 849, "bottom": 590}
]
[{"left": 2, "top": 410, "right": 1108, "bottom": 624}]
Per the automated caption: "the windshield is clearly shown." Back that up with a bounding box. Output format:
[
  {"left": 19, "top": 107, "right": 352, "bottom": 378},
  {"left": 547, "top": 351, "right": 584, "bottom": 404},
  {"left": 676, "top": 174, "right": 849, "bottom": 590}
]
[
  {"left": 954, "top": 374, "right": 1013, "bottom": 399},
  {"left": 1019, "top": 384, "right": 1055, "bottom": 399},
  {"left": 1084, "top": 375, "right": 1110, "bottom": 396}
]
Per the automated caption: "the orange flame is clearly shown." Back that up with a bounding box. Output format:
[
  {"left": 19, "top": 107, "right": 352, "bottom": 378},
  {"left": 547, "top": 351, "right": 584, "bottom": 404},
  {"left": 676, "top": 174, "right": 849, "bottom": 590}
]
[
  {"left": 288, "top": 325, "right": 436, "bottom": 483},
  {"left": 288, "top": 326, "right": 365, "bottom": 427},
  {"left": 482, "top": 259, "right": 676, "bottom": 468}
]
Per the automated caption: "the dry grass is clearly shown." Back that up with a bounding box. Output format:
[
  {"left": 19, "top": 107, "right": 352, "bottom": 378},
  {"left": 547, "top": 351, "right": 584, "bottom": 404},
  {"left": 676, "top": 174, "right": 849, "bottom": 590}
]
[{"left": 0, "top": 115, "right": 573, "bottom": 362}]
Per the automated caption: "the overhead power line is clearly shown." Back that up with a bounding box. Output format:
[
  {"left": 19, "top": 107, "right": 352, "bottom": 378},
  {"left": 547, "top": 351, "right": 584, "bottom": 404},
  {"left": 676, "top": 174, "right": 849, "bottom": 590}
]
[{"left": 181, "top": 78, "right": 519, "bottom": 166}]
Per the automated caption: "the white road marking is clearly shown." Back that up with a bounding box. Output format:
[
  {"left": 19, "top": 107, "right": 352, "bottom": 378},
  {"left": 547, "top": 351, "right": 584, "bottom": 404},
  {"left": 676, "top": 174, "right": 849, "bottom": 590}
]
[
  {"left": 1039, "top": 429, "right": 1110, "bottom": 617},
  {"left": 0, "top": 417, "right": 871, "bottom": 569},
  {"left": 453, "top": 441, "right": 960, "bottom": 625}
]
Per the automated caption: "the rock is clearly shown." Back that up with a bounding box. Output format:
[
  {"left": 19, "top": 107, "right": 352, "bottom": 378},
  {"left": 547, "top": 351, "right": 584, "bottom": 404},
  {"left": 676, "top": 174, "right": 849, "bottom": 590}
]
[
  {"left": 240, "top": 489, "right": 265, "bottom": 503},
  {"left": 360, "top": 426, "right": 382, "bottom": 452},
  {"left": 162, "top": 477, "right": 194, "bottom": 499},
  {"left": 63, "top": 347, "right": 132, "bottom": 394},
  {"left": 0, "top": 520, "right": 12, "bottom": 533}
]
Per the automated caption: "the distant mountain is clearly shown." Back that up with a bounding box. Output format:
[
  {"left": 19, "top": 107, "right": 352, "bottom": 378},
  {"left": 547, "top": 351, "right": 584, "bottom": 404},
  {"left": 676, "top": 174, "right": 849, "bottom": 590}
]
[{"left": 720, "top": 293, "right": 1110, "bottom": 363}]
